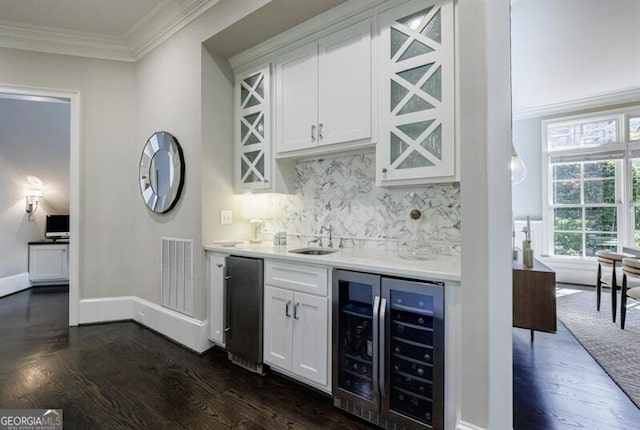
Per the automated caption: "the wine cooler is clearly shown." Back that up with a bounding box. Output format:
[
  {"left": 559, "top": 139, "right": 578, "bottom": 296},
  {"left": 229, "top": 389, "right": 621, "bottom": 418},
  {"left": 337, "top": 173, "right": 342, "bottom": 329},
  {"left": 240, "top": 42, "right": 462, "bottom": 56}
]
[{"left": 332, "top": 270, "right": 444, "bottom": 430}]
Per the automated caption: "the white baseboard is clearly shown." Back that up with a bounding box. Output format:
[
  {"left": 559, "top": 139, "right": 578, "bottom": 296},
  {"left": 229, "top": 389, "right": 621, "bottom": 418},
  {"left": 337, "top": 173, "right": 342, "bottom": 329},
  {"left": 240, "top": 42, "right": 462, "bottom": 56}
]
[
  {"left": 457, "top": 420, "right": 488, "bottom": 430},
  {"left": 79, "top": 296, "right": 134, "bottom": 322},
  {"left": 79, "top": 296, "right": 213, "bottom": 353},
  {"left": 0, "top": 272, "right": 30, "bottom": 297}
]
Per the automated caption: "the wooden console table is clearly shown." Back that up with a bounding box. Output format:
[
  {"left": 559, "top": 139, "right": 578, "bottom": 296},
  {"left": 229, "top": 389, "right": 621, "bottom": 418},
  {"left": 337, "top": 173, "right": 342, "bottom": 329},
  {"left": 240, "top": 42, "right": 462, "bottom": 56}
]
[{"left": 512, "top": 258, "right": 556, "bottom": 341}]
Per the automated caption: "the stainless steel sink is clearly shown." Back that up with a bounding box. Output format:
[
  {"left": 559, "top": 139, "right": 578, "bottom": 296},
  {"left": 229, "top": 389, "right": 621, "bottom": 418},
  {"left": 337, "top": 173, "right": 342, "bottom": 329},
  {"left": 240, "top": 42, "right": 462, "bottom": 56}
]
[{"left": 289, "top": 247, "right": 338, "bottom": 256}]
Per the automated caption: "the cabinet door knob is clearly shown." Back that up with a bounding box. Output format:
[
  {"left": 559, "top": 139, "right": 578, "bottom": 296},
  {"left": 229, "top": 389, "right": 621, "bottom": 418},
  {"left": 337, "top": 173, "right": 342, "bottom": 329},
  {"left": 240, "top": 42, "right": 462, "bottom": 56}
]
[
  {"left": 318, "top": 123, "right": 324, "bottom": 140},
  {"left": 216, "top": 263, "right": 224, "bottom": 268},
  {"left": 382, "top": 168, "right": 387, "bottom": 174},
  {"left": 311, "top": 125, "right": 316, "bottom": 142},
  {"left": 263, "top": 178, "right": 269, "bottom": 184}
]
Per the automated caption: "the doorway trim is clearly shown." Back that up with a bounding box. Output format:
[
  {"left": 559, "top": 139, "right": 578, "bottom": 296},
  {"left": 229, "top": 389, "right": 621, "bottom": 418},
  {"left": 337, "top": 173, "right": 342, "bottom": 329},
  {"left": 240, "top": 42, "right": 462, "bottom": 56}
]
[{"left": 0, "top": 83, "right": 81, "bottom": 326}]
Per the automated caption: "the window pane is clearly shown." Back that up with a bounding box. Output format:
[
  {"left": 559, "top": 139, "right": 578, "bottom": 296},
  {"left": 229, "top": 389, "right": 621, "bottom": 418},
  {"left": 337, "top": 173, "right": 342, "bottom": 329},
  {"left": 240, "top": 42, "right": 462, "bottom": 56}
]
[
  {"left": 585, "top": 207, "right": 616, "bottom": 231},
  {"left": 584, "top": 179, "right": 615, "bottom": 204},
  {"left": 554, "top": 232, "right": 582, "bottom": 256},
  {"left": 553, "top": 163, "right": 580, "bottom": 180},
  {"left": 630, "top": 117, "right": 640, "bottom": 141},
  {"left": 583, "top": 160, "right": 615, "bottom": 178},
  {"left": 548, "top": 119, "right": 617, "bottom": 149},
  {"left": 582, "top": 120, "right": 617, "bottom": 145},
  {"left": 585, "top": 233, "right": 617, "bottom": 256},
  {"left": 548, "top": 124, "right": 579, "bottom": 149},
  {"left": 553, "top": 181, "right": 580, "bottom": 204},
  {"left": 554, "top": 208, "right": 582, "bottom": 230}
]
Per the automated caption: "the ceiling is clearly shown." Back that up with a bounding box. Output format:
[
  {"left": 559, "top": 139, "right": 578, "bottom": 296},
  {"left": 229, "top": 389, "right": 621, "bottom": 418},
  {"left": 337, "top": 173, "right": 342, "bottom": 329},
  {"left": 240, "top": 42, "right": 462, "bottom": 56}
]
[
  {"left": 0, "top": 0, "right": 162, "bottom": 36},
  {"left": 204, "top": 0, "right": 347, "bottom": 59},
  {"left": 0, "top": 0, "right": 221, "bottom": 61},
  {"left": 511, "top": 0, "right": 640, "bottom": 116}
]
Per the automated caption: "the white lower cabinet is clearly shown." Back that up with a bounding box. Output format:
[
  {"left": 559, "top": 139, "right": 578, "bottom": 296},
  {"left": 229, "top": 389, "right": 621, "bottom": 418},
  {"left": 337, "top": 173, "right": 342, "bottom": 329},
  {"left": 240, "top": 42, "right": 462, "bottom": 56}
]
[
  {"left": 28, "top": 243, "right": 69, "bottom": 283},
  {"left": 207, "top": 252, "right": 228, "bottom": 347},
  {"left": 263, "top": 260, "right": 330, "bottom": 392},
  {"left": 264, "top": 286, "right": 328, "bottom": 388}
]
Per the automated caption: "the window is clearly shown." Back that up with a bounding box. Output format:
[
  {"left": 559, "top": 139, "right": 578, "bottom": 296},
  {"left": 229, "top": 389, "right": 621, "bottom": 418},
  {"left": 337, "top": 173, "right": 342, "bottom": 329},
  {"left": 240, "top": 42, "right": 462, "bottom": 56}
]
[
  {"left": 551, "top": 160, "right": 618, "bottom": 256},
  {"left": 544, "top": 108, "right": 640, "bottom": 258}
]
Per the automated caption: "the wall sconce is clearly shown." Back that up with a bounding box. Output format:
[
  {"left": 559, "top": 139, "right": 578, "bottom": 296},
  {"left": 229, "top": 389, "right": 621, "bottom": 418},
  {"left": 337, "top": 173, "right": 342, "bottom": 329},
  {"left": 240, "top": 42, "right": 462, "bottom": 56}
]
[
  {"left": 511, "top": 144, "right": 527, "bottom": 185},
  {"left": 26, "top": 188, "right": 43, "bottom": 221}
]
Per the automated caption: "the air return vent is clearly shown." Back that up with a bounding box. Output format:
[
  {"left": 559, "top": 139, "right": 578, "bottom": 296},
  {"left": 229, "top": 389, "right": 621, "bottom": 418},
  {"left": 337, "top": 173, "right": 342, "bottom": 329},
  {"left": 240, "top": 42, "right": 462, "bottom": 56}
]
[{"left": 161, "top": 237, "right": 194, "bottom": 317}]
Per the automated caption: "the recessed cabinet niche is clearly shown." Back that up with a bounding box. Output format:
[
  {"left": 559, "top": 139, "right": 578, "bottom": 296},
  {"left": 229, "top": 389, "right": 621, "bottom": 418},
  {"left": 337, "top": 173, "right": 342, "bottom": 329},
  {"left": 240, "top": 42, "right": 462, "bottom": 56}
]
[
  {"left": 377, "top": 0, "right": 455, "bottom": 186},
  {"left": 275, "top": 20, "right": 373, "bottom": 155}
]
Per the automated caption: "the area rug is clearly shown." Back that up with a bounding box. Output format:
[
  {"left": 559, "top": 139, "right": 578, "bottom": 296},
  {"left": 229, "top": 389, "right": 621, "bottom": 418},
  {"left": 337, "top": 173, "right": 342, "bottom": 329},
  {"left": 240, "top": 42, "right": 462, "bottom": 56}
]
[{"left": 557, "top": 288, "right": 640, "bottom": 409}]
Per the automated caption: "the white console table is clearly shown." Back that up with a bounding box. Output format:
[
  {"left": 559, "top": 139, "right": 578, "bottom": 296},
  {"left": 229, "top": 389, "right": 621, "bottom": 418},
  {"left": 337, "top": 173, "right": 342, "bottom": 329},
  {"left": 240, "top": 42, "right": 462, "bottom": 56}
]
[{"left": 28, "top": 241, "right": 69, "bottom": 284}]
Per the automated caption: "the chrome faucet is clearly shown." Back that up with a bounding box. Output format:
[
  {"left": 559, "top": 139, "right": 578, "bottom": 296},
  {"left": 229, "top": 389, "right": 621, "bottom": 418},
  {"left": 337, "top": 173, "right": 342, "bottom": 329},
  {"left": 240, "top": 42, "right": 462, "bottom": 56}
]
[{"left": 320, "top": 225, "right": 333, "bottom": 248}]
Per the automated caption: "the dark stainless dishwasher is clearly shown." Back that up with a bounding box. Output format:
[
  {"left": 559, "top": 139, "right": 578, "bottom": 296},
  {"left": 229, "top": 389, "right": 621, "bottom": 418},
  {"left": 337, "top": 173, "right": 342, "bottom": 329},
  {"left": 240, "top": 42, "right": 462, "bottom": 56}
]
[{"left": 225, "top": 256, "right": 264, "bottom": 374}]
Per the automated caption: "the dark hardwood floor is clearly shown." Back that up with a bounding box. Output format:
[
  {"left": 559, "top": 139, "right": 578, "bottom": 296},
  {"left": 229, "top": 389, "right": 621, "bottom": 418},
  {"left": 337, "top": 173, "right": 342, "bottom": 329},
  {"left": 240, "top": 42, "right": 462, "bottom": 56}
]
[
  {"left": 0, "top": 286, "right": 374, "bottom": 430},
  {"left": 3, "top": 286, "right": 639, "bottom": 429},
  {"left": 513, "top": 287, "right": 640, "bottom": 430}
]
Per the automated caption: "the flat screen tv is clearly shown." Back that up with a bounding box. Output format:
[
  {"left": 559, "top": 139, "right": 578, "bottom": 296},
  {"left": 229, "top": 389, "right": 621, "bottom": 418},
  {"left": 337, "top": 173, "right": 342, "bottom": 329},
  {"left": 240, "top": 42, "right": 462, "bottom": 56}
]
[{"left": 46, "top": 215, "right": 70, "bottom": 239}]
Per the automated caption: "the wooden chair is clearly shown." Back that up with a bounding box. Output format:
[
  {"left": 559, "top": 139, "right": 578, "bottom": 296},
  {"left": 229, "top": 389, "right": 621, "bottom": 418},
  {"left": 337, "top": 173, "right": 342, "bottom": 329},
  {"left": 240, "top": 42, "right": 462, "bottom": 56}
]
[
  {"left": 620, "top": 258, "right": 640, "bottom": 329},
  {"left": 596, "top": 251, "right": 626, "bottom": 322}
]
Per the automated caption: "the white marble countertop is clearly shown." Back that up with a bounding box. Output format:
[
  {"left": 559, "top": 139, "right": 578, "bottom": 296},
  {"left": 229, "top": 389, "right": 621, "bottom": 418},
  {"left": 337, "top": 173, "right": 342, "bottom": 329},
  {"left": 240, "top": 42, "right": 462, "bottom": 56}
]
[{"left": 204, "top": 242, "right": 461, "bottom": 283}]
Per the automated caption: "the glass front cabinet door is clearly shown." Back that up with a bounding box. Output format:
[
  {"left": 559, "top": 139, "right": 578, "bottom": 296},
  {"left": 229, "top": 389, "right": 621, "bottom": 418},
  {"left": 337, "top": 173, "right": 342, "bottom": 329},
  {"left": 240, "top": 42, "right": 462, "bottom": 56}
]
[
  {"left": 377, "top": 0, "right": 455, "bottom": 186},
  {"left": 235, "top": 65, "right": 272, "bottom": 191}
]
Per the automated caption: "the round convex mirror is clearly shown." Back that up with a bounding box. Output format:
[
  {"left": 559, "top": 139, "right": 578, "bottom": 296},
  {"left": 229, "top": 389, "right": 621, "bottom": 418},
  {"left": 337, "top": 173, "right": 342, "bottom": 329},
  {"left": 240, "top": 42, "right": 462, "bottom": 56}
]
[{"left": 139, "top": 131, "right": 185, "bottom": 213}]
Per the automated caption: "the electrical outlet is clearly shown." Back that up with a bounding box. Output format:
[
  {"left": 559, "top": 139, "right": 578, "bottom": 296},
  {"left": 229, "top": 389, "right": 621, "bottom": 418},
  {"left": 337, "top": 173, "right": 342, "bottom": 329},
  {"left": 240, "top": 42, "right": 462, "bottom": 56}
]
[{"left": 220, "top": 210, "right": 232, "bottom": 225}]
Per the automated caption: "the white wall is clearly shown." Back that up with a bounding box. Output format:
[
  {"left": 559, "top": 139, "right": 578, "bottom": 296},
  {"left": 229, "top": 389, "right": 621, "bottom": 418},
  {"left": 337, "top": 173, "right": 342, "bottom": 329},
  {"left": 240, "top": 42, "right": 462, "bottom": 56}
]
[
  {"left": 0, "top": 47, "right": 137, "bottom": 299},
  {"left": 458, "top": 0, "right": 512, "bottom": 428},
  {"left": 0, "top": 152, "right": 47, "bottom": 279},
  {"left": 511, "top": 0, "right": 640, "bottom": 112},
  {"left": 512, "top": 117, "right": 542, "bottom": 220},
  {"left": 131, "top": 0, "right": 269, "bottom": 320},
  {"left": 201, "top": 46, "right": 248, "bottom": 246}
]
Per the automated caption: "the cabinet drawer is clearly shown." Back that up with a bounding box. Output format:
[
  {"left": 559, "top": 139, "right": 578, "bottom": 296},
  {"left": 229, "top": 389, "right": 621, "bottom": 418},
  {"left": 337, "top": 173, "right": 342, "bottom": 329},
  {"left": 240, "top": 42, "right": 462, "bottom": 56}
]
[{"left": 265, "top": 260, "right": 328, "bottom": 296}]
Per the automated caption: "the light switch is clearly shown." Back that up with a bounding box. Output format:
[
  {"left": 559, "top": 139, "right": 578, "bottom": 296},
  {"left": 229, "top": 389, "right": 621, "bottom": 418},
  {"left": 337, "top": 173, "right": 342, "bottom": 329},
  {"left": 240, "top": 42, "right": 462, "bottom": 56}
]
[{"left": 220, "top": 210, "right": 232, "bottom": 225}]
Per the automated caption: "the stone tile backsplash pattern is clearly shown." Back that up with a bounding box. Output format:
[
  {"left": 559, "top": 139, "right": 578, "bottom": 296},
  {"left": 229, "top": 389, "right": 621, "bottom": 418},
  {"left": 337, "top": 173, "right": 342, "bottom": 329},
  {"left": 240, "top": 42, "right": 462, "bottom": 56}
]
[{"left": 265, "top": 153, "right": 460, "bottom": 254}]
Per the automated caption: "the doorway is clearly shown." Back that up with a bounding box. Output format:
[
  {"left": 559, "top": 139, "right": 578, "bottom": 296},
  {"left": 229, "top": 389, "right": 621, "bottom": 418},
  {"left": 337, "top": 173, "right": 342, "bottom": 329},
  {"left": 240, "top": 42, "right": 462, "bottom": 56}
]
[{"left": 0, "top": 84, "right": 80, "bottom": 326}]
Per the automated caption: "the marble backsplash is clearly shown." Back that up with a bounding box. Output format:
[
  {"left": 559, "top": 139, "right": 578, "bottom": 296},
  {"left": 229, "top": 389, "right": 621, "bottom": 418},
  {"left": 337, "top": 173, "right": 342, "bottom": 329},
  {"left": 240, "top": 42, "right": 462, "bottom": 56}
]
[{"left": 263, "top": 152, "right": 460, "bottom": 254}]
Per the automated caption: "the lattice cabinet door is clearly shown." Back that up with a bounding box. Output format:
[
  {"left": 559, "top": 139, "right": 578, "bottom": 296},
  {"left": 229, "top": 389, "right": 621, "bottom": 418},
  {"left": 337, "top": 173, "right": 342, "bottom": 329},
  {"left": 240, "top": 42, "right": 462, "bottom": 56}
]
[
  {"left": 235, "top": 64, "right": 272, "bottom": 191},
  {"left": 377, "top": 0, "right": 455, "bottom": 186}
]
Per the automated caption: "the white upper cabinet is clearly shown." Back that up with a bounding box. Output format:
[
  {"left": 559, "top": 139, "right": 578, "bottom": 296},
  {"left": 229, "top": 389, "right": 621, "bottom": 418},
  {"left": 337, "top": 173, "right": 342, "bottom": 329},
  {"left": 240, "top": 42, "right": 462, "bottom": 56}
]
[
  {"left": 276, "top": 20, "right": 373, "bottom": 156},
  {"left": 318, "top": 20, "right": 372, "bottom": 147},
  {"left": 235, "top": 65, "right": 272, "bottom": 191},
  {"left": 376, "top": 0, "right": 456, "bottom": 186},
  {"left": 275, "top": 44, "right": 319, "bottom": 153}
]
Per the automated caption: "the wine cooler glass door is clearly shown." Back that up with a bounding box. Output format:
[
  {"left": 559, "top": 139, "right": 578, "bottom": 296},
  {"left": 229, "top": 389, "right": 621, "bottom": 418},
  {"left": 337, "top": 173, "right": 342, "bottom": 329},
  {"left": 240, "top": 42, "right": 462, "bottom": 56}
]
[
  {"left": 332, "top": 270, "right": 381, "bottom": 410},
  {"left": 381, "top": 277, "right": 444, "bottom": 430}
]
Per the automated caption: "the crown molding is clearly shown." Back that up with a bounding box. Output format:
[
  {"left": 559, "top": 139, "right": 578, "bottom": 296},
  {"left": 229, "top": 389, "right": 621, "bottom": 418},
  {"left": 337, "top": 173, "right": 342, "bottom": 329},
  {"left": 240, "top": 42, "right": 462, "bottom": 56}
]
[
  {"left": 127, "top": 0, "right": 220, "bottom": 61},
  {"left": 0, "top": 20, "right": 133, "bottom": 61},
  {"left": 513, "top": 87, "right": 640, "bottom": 121},
  {"left": 0, "top": 0, "right": 219, "bottom": 62}
]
